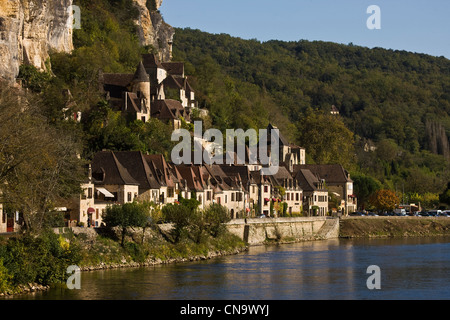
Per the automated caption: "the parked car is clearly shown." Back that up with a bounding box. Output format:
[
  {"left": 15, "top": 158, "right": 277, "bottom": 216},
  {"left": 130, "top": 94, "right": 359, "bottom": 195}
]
[
  {"left": 394, "top": 208, "right": 407, "bottom": 216},
  {"left": 428, "top": 210, "right": 441, "bottom": 217},
  {"left": 350, "top": 212, "right": 365, "bottom": 216},
  {"left": 419, "top": 211, "right": 429, "bottom": 217},
  {"left": 367, "top": 212, "right": 378, "bottom": 216}
]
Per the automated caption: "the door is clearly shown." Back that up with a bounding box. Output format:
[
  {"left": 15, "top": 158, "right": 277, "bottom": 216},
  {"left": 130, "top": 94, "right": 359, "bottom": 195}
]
[{"left": 7, "top": 217, "right": 14, "bottom": 233}]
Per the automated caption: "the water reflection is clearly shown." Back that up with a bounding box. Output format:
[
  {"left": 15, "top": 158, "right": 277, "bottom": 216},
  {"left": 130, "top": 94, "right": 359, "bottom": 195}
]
[{"left": 13, "top": 237, "right": 450, "bottom": 300}]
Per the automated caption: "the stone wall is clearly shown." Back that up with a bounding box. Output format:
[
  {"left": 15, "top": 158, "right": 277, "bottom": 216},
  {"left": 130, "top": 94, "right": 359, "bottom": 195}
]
[{"left": 226, "top": 217, "right": 339, "bottom": 246}]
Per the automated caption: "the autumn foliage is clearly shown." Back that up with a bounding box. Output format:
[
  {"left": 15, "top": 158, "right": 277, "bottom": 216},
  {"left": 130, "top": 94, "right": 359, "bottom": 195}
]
[{"left": 369, "top": 189, "right": 400, "bottom": 212}]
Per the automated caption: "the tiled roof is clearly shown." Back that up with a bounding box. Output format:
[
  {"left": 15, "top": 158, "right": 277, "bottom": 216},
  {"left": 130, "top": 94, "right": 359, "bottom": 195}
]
[
  {"left": 91, "top": 151, "right": 139, "bottom": 186},
  {"left": 293, "top": 164, "right": 352, "bottom": 184}
]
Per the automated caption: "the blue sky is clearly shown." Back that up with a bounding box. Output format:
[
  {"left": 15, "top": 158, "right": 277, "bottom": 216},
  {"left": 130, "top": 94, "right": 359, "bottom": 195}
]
[{"left": 160, "top": 0, "right": 450, "bottom": 59}]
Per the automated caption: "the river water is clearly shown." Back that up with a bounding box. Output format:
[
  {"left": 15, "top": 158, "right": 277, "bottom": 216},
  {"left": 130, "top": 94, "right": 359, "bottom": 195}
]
[{"left": 12, "top": 237, "right": 450, "bottom": 300}]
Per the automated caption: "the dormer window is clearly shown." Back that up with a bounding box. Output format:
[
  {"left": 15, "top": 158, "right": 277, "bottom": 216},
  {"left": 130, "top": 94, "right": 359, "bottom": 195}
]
[{"left": 92, "top": 168, "right": 105, "bottom": 182}]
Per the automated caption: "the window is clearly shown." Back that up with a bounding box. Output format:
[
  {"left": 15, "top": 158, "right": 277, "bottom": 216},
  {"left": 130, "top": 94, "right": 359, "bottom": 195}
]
[
  {"left": 287, "top": 193, "right": 290, "bottom": 201},
  {"left": 231, "top": 193, "right": 235, "bottom": 202},
  {"left": 207, "top": 191, "right": 211, "bottom": 201},
  {"left": 168, "top": 188, "right": 174, "bottom": 198},
  {"left": 225, "top": 195, "right": 228, "bottom": 203},
  {"left": 264, "top": 186, "right": 268, "bottom": 193},
  {"left": 87, "top": 188, "right": 93, "bottom": 199},
  {"left": 296, "top": 193, "right": 299, "bottom": 201},
  {"left": 127, "top": 192, "right": 132, "bottom": 202}
]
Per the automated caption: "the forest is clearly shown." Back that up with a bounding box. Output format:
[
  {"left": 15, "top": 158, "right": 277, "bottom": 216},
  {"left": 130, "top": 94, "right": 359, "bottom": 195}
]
[
  {"left": 171, "top": 27, "right": 450, "bottom": 208},
  {"left": 12, "top": 0, "right": 450, "bottom": 209}
]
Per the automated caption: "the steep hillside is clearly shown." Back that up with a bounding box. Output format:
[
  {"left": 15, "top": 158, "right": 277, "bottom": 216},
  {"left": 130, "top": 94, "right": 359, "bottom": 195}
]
[{"left": 171, "top": 28, "right": 450, "bottom": 196}]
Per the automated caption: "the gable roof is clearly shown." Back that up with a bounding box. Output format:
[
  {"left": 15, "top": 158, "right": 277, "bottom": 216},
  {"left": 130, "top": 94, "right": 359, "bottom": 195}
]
[
  {"left": 113, "top": 151, "right": 160, "bottom": 190},
  {"left": 161, "top": 62, "right": 185, "bottom": 77},
  {"left": 91, "top": 151, "right": 139, "bottom": 186},
  {"left": 102, "top": 73, "right": 134, "bottom": 88},
  {"left": 144, "top": 154, "right": 177, "bottom": 188},
  {"left": 142, "top": 53, "right": 164, "bottom": 69},
  {"left": 293, "top": 168, "right": 320, "bottom": 192},
  {"left": 293, "top": 164, "right": 352, "bottom": 184}
]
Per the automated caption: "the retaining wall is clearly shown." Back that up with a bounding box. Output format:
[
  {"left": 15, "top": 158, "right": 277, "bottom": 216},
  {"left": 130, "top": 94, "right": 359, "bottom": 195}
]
[{"left": 226, "top": 217, "right": 339, "bottom": 245}]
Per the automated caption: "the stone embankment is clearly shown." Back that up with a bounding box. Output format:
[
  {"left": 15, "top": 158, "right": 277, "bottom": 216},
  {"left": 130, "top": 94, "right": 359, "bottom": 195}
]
[
  {"left": 339, "top": 216, "right": 450, "bottom": 238},
  {"left": 226, "top": 217, "right": 340, "bottom": 245}
]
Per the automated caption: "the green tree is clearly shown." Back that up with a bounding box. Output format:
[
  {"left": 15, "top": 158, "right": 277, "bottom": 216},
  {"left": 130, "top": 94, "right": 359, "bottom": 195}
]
[
  {"left": 351, "top": 172, "right": 382, "bottom": 209},
  {"left": 0, "top": 85, "right": 85, "bottom": 233},
  {"left": 296, "top": 110, "right": 356, "bottom": 169},
  {"left": 439, "top": 182, "right": 450, "bottom": 207},
  {"left": 202, "top": 203, "right": 231, "bottom": 237},
  {"left": 102, "top": 202, "right": 150, "bottom": 246}
]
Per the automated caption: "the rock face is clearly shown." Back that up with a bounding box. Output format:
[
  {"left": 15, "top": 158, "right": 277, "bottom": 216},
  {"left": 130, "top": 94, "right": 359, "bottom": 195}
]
[
  {"left": 132, "top": 0, "right": 174, "bottom": 62},
  {"left": 0, "top": 0, "right": 74, "bottom": 82},
  {"left": 0, "top": 0, "right": 173, "bottom": 83}
]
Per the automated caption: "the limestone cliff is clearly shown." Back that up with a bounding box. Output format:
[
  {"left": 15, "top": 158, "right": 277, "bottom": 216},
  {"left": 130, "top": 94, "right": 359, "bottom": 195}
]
[
  {"left": 0, "top": 0, "right": 74, "bottom": 83},
  {"left": 132, "top": 0, "right": 174, "bottom": 62},
  {"left": 0, "top": 0, "right": 174, "bottom": 83}
]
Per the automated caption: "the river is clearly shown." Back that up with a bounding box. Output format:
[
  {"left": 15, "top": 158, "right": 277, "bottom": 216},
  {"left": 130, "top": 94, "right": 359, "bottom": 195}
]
[{"left": 10, "top": 237, "right": 450, "bottom": 300}]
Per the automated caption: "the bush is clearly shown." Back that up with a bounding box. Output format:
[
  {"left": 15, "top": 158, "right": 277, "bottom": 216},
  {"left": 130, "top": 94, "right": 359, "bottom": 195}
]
[
  {"left": 0, "top": 231, "right": 82, "bottom": 292},
  {"left": 162, "top": 203, "right": 198, "bottom": 243},
  {"left": 203, "top": 203, "right": 230, "bottom": 237},
  {"left": 103, "top": 202, "right": 150, "bottom": 246}
]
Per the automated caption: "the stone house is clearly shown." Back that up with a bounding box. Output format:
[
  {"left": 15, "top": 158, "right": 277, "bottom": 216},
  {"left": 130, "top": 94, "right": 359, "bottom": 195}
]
[
  {"left": 293, "top": 168, "right": 328, "bottom": 216},
  {"left": 250, "top": 170, "right": 273, "bottom": 217},
  {"left": 100, "top": 53, "right": 197, "bottom": 128},
  {"left": 210, "top": 164, "right": 251, "bottom": 219},
  {"left": 68, "top": 151, "right": 141, "bottom": 227},
  {"left": 294, "top": 164, "right": 357, "bottom": 214},
  {"left": 269, "top": 166, "right": 303, "bottom": 216}
]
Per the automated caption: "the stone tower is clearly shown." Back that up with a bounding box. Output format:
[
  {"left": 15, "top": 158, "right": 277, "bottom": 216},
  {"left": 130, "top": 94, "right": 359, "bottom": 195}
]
[{"left": 130, "top": 61, "right": 151, "bottom": 116}]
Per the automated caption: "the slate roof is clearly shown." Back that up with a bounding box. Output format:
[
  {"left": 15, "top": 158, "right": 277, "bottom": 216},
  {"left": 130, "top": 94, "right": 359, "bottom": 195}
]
[
  {"left": 293, "top": 169, "right": 321, "bottom": 192},
  {"left": 91, "top": 151, "right": 139, "bottom": 186},
  {"left": 161, "top": 62, "right": 185, "bottom": 77},
  {"left": 113, "top": 151, "right": 160, "bottom": 190},
  {"left": 293, "top": 164, "right": 352, "bottom": 184},
  {"left": 132, "top": 61, "right": 150, "bottom": 82}
]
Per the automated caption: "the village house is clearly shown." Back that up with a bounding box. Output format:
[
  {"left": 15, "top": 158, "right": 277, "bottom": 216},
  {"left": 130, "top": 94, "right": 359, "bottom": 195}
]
[
  {"left": 294, "top": 164, "right": 357, "bottom": 215},
  {"left": 250, "top": 170, "right": 273, "bottom": 217},
  {"left": 100, "top": 53, "right": 198, "bottom": 129},
  {"left": 293, "top": 168, "right": 329, "bottom": 216},
  {"left": 68, "top": 151, "right": 140, "bottom": 227},
  {"left": 269, "top": 166, "right": 303, "bottom": 216},
  {"left": 213, "top": 164, "right": 252, "bottom": 218},
  {"left": 266, "top": 124, "right": 305, "bottom": 172}
]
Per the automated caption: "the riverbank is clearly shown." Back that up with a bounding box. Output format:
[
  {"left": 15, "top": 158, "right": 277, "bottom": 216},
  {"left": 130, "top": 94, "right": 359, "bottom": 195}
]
[
  {"left": 0, "top": 225, "right": 247, "bottom": 297},
  {"left": 339, "top": 216, "right": 450, "bottom": 238}
]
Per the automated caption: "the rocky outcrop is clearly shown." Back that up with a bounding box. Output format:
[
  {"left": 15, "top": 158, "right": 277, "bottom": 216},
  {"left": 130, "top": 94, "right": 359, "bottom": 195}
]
[
  {"left": 132, "top": 0, "right": 174, "bottom": 62},
  {"left": 0, "top": 0, "right": 174, "bottom": 83},
  {"left": 0, "top": 0, "right": 74, "bottom": 83}
]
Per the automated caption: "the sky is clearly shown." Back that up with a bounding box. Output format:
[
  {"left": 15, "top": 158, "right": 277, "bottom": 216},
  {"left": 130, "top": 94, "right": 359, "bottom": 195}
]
[{"left": 160, "top": 0, "right": 450, "bottom": 59}]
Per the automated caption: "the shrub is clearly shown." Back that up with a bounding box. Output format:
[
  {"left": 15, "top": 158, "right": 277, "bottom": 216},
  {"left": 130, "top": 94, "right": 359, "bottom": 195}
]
[
  {"left": 0, "top": 231, "right": 82, "bottom": 291},
  {"left": 202, "top": 203, "right": 230, "bottom": 237}
]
